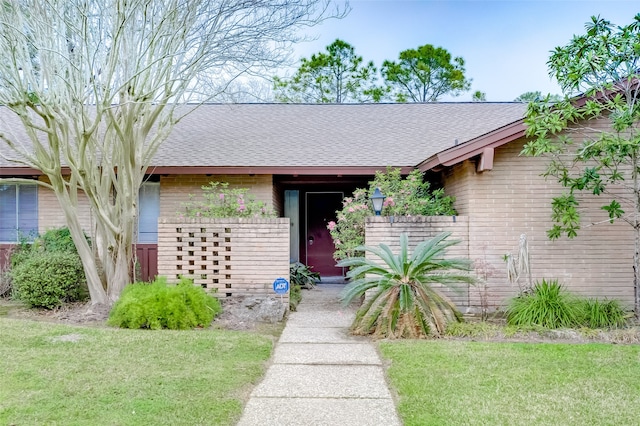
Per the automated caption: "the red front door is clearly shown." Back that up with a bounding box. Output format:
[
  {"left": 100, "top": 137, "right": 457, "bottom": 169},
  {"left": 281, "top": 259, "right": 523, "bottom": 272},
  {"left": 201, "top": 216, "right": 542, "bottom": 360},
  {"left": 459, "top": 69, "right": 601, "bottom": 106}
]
[{"left": 305, "top": 192, "right": 343, "bottom": 277}]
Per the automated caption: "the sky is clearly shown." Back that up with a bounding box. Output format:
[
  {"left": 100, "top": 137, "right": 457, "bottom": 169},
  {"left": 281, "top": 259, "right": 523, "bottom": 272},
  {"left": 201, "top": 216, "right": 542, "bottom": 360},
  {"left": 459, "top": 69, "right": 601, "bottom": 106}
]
[{"left": 292, "top": 0, "right": 639, "bottom": 102}]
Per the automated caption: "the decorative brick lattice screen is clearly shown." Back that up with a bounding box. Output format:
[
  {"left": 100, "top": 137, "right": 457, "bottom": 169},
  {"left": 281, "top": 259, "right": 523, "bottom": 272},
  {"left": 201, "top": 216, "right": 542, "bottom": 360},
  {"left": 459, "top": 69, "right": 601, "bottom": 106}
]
[{"left": 158, "top": 218, "right": 289, "bottom": 302}]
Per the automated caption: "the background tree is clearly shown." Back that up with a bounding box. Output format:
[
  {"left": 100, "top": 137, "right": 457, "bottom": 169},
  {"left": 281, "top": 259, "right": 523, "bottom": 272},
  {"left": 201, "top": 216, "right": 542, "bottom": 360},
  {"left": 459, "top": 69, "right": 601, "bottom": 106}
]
[
  {"left": 0, "top": 0, "right": 338, "bottom": 306},
  {"left": 522, "top": 14, "right": 640, "bottom": 316},
  {"left": 381, "top": 44, "right": 471, "bottom": 102},
  {"left": 515, "top": 91, "right": 562, "bottom": 102},
  {"left": 273, "top": 39, "right": 383, "bottom": 103},
  {"left": 472, "top": 90, "right": 487, "bottom": 102}
]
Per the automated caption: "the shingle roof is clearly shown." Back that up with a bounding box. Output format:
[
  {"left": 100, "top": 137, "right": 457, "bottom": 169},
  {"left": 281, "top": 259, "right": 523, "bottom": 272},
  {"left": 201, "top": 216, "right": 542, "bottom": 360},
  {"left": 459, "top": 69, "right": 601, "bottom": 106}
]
[
  {"left": 160, "top": 103, "right": 526, "bottom": 168},
  {"left": 1, "top": 103, "right": 527, "bottom": 171}
]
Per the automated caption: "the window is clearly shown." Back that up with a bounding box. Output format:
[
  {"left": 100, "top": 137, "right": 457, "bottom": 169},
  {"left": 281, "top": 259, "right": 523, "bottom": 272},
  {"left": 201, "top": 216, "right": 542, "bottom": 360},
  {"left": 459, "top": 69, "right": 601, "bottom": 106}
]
[
  {"left": 0, "top": 184, "right": 38, "bottom": 242},
  {"left": 138, "top": 182, "right": 160, "bottom": 243}
]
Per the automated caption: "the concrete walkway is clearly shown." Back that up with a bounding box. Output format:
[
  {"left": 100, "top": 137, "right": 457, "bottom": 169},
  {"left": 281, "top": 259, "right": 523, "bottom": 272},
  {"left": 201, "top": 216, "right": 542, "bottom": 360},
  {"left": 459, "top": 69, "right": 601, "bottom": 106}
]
[{"left": 237, "top": 284, "right": 402, "bottom": 426}]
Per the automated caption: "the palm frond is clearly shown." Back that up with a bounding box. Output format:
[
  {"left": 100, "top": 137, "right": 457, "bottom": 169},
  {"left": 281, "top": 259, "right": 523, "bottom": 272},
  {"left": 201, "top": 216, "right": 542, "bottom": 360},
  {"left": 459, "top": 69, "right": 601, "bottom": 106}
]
[
  {"left": 340, "top": 232, "right": 473, "bottom": 339},
  {"left": 340, "top": 276, "right": 384, "bottom": 305},
  {"left": 344, "top": 262, "right": 390, "bottom": 280}
]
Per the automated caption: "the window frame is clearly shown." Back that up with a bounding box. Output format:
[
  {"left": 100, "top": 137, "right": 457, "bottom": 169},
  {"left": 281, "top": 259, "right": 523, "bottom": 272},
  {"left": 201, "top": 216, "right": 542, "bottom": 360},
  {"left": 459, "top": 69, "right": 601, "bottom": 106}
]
[{"left": 0, "top": 183, "right": 39, "bottom": 243}]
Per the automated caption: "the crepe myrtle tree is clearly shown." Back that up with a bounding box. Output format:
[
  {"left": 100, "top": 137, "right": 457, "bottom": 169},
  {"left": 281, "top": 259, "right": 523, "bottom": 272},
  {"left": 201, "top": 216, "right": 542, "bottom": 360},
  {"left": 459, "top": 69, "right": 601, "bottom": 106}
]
[
  {"left": 522, "top": 14, "right": 640, "bottom": 316},
  {"left": 0, "top": 0, "right": 343, "bottom": 306}
]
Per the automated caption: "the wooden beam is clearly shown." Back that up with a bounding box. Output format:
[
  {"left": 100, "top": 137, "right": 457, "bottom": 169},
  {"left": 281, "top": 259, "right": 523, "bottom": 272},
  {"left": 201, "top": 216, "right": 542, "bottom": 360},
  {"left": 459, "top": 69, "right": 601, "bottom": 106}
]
[{"left": 477, "top": 147, "right": 494, "bottom": 172}]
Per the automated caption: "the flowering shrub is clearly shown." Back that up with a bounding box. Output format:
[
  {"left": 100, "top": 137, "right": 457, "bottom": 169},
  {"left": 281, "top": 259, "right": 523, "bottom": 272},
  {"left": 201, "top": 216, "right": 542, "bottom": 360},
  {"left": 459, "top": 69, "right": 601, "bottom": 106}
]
[
  {"left": 328, "top": 168, "right": 456, "bottom": 261},
  {"left": 181, "top": 182, "right": 274, "bottom": 218}
]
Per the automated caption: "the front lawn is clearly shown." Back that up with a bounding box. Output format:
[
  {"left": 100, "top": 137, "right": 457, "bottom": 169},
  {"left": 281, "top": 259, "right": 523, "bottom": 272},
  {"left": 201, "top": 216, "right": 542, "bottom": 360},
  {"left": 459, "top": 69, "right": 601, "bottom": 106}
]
[
  {"left": 380, "top": 340, "right": 640, "bottom": 425},
  {"left": 0, "top": 317, "right": 273, "bottom": 425}
]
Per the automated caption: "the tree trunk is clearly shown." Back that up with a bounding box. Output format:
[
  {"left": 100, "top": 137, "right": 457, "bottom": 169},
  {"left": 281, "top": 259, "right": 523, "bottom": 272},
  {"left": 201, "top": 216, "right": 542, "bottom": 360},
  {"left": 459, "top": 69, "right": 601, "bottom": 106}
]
[
  {"left": 106, "top": 240, "right": 133, "bottom": 302},
  {"left": 634, "top": 227, "right": 640, "bottom": 319},
  {"left": 633, "top": 152, "right": 640, "bottom": 319},
  {"left": 50, "top": 176, "right": 108, "bottom": 305}
]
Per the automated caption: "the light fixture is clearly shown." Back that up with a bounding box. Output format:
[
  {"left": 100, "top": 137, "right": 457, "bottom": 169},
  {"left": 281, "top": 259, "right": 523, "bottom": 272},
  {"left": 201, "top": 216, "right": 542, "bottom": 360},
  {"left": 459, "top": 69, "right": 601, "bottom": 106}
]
[{"left": 370, "top": 187, "right": 385, "bottom": 216}]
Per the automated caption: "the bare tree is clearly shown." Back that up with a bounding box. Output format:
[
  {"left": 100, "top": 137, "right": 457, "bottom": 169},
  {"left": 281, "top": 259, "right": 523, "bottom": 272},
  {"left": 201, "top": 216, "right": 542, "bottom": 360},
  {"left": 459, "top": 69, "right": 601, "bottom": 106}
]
[{"left": 0, "top": 0, "right": 342, "bottom": 306}]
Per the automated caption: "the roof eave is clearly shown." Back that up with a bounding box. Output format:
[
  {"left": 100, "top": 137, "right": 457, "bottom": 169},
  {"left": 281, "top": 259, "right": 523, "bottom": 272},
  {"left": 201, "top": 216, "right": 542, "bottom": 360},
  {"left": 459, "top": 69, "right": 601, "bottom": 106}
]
[
  {"left": 417, "top": 119, "right": 526, "bottom": 172},
  {"left": 1, "top": 165, "right": 415, "bottom": 177},
  {"left": 147, "top": 165, "right": 415, "bottom": 175}
]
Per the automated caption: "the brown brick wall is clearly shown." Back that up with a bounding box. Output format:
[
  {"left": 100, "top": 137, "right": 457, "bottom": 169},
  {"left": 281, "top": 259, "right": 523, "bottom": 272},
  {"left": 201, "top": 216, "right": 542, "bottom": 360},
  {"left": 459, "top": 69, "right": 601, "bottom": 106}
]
[
  {"left": 158, "top": 218, "right": 290, "bottom": 303},
  {"left": 37, "top": 177, "right": 94, "bottom": 233},
  {"left": 37, "top": 174, "right": 277, "bottom": 232},
  {"left": 365, "top": 216, "right": 471, "bottom": 309},
  {"left": 444, "top": 135, "right": 635, "bottom": 310}
]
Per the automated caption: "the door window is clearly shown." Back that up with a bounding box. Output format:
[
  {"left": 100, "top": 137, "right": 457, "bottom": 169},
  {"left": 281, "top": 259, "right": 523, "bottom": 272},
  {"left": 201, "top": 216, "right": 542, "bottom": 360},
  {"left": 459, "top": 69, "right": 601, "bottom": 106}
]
[{"left": 138, "top": 182, "right": 160, "bottom": 243}]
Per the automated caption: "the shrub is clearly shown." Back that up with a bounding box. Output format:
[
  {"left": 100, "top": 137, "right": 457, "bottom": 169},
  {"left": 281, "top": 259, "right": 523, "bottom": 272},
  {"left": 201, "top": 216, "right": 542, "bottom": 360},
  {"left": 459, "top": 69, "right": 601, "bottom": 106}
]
[
  {"left": 38, "top": 227, "right": 80, "bottom": 253},
  {"left": 11, "top": 252, "right": 87, "bottom": 309},
  {"left": 338, "top": 232, "right": 475, "bottom": 339},
  {"left": 578, "top": 298, "right": 629, "bottom": 329},
  {"left": 328, "top": 168, "right": 456, "bottom": 261},
  {"left": 181, "top": 182, "right": 274, "bottom": 219},
  {"left": 108, "top": 277, "right": 221, "bottom": 330},
  {"left": 506, "top": 279, "right": 580, "bottom": 329},
  {"left": 10, "top": 226, "right": 87, "bottom": 268}
]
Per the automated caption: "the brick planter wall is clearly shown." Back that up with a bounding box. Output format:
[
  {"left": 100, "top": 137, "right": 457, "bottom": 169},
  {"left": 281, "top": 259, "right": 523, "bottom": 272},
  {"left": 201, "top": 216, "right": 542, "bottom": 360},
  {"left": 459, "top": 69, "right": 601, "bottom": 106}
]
[
  {"left": 158, "top": 218, "right": 290, "bottom": 304},
  {"left": 365, "top": 215, "right": 471, "bottom": 309}
]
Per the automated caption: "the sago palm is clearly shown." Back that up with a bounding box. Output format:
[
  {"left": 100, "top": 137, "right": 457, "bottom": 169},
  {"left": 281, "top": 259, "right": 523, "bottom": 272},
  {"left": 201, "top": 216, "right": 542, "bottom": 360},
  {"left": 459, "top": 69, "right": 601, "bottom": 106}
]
[{"left": 337, "top": 232, "right": 475, "bottom": 338}]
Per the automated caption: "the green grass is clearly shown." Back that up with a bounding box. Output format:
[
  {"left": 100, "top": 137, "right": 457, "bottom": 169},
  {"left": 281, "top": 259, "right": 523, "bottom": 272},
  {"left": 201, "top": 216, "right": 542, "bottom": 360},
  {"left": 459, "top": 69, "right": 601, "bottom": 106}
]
[
  {"left": 0, "top": 317, "right": 273, "bottom": 425},
  {"left": 380, "top": 340, "right": 640, "bottom": 425}
]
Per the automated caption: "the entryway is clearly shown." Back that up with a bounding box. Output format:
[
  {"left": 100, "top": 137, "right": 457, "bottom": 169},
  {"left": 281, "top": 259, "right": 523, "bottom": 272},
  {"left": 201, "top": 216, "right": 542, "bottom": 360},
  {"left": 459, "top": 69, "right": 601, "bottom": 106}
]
[
  {"left": 284, "top": 189, "right": 346, "bottom": 279},
  {"left": 305, "top": 192, "right": 344, "bottom": 277}
]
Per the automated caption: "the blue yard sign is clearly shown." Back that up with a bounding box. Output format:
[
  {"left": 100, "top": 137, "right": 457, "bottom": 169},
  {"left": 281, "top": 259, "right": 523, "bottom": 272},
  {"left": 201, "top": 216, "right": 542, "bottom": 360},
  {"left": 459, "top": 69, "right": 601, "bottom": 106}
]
[{"left": 273, "top": 277, "right": 289, "bottom": 294}]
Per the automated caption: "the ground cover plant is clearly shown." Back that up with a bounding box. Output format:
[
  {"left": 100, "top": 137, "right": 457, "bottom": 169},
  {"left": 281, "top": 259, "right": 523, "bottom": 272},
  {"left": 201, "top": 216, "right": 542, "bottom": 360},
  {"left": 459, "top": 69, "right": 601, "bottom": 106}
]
[
  {"left": 506, "top": 279, "right": 631, "bottom": 329},
  {"left": 444, "top": 320, "right": 640, "bottom": 344},
  {"left": 505, "top": 279, "right": 580, "bottom": 329},
  {"left": 380, "top": 340, "right": 640, "bottom": 426},
  {"left": 579, "top": 298, "right": 628, "bottom": 328},
  {"left": 0, "top": 317, "right": 272, "bottom": 425}
]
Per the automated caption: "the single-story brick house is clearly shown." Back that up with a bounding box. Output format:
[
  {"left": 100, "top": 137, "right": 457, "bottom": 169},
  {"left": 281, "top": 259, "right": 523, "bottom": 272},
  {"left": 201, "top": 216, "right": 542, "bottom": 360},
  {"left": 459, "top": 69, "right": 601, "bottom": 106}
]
[{"left": 0, "top": 103, "right": 634, "bottom": 309}]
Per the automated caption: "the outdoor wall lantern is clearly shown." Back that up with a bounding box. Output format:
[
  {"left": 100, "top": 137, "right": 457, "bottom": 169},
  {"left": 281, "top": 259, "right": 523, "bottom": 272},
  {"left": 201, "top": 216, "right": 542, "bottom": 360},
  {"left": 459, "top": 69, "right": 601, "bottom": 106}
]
[{"left": 370, "top": 187, "right": 385, "bottom": 216}]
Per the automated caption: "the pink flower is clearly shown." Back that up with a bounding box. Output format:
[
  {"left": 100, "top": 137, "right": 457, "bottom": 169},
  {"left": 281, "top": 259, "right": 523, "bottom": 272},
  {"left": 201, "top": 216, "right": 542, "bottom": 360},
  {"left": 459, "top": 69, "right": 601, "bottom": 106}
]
[
  {"left": 335, "top": 239, "right": 341, "bottom": 245},
  {"left": 237, "top": 205, "right": 246, "bottom": 212},
  {"left": 348, "top": 207, "right": 355, "bottom": 213},
  {"left": 383, "top": 197, "right": 395, "bottom": 207},
  {"left": 219, "top": 193, "right": 225, "bottom": 201},
  {"left": 327, "top": 221, "right": 336, "bottom": 231}
]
